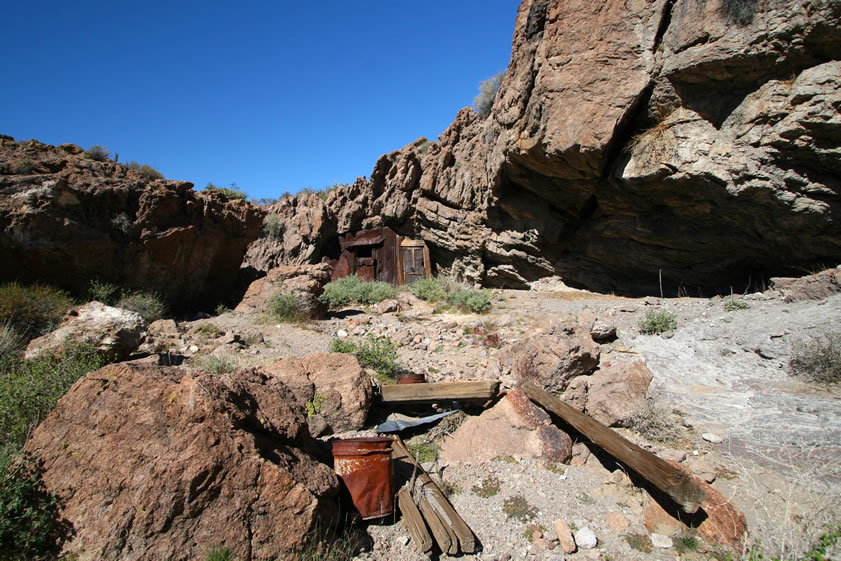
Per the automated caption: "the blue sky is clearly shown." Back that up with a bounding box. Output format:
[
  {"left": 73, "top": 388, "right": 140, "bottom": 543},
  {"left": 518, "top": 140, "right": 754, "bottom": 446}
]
[{"left": 1, "top": 1, "right": 518, "bottom": 201}]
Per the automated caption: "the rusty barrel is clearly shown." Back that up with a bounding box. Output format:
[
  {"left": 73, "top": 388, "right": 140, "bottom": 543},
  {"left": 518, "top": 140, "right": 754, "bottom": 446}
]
[
  {"left": 332, "top": 437, "right": 394, "bottom": 519},
  {"left": 396, "top": 372, "right": 426, "bottom": 384}
]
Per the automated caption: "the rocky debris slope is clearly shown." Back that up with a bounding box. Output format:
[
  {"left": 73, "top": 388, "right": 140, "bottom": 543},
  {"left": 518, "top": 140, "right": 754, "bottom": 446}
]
[
  {"left": 252, "top": 0, "right": 841, "bottom": 295},
  {"left": 25, "top": 363, "right": 339, "bottom": 561},
  {"left": 0, "top": 137, "right": 263, "bottom": 310}
]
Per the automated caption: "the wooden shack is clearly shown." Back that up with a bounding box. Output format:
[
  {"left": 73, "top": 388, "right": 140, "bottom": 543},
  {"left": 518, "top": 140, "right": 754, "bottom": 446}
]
[{"left": 329, "top": 227, "right": 431, "bottom": 286}]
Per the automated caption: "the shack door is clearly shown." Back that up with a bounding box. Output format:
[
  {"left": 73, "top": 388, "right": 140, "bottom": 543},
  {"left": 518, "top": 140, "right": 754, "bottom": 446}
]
[{"left": 402, "top": 246, "right": 425, "bottom": 285}]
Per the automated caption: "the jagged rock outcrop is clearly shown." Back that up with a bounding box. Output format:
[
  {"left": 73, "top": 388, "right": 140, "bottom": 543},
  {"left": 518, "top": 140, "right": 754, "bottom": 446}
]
[
  {"left": 24, "top": 363, "right": 339, "bottom": 561},
  {"left": 254, "top": 0, "right": 841, "bottom": 296},
  {"left": 0, "top": 138, "right": 263, "bottom": 310},
  {"left": 235, "top": 263, "right": 332, "bottom": 319}
]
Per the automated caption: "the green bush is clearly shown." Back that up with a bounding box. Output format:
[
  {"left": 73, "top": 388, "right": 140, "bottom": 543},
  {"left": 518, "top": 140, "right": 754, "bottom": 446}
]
[
  {"left": 84, "top": 145, "right": 110, "bottom": 161},
  {"left": 268, "top": 291, "right": 304, "bottom": 322},
  {"left": 0, "top": 323, "right": 22, "bottom": 369},
  {"left": 723, "top": 296, "right": 751, "bottom": 311},
  {"left": 447, "top": 289, "right": 492, "bottom": 314},
  {"left": 638, "top": 310, "right": 677, "bottom": 334},
  {"left": 474, "top": 72, "right": 504, "bottom": 118},
  {"left": 14, "top": 158, "right": 35, "bottom": 174},
  {"left": 410, "top": 277, "right": 449, "bottom": 302},
  {"left": 204, "top": 546, "right": 234, "bottom": 561},
  {"left": 200, "top": 354, "right": 238, "bottom": 375},
  {"left": 88, "top": 280, "right": 120, "bottom": 305},
  {"left": 789, "top": 332, "right": 841, "bottom": 386},
  {"left": 329, "top": 335, "right": 398, "bottom": 378},
  {"left": 263, "top": 214, "right": 284, "bottom": 239},
  {"left": 0, "top": 343, "right": 104, "bottom": 450},
  {"left": 139, "top": 164, "right": 163, "bottom": 180},
  {"left": 0, "top": 449, "right": 68, "bottom": 561},
  {"left": 0, "top": 283, "right": 74, "bottom": 340},
  {"left": 117, "top": 290, "right": 166, "bottom": 323},
  {"left": 206, "top": 183, "right": 247, "bottom": 200},
  {"left": 319, "top": 276, "right": 397, "bottom": 309}
]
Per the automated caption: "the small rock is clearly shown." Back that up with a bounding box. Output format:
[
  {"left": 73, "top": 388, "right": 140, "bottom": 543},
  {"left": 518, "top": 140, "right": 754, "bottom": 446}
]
[
  {"left": 658, "top": 448, "right": 688, "bottom": 463},
  {"left": 397, "top": 535, "right": 409, "bottom": 546},
  {"left": 605, "top": 511, "right": 629, "bottom": 532},
  {"left": 554, "top": 519, "right": 577, "bottom": 553},
  {"left": 650, "top": 533, "right": 673, "bottom": 548},
  {"left": 336, "top": 329, "right": 348, "bottom": 338},
  {"left": 702, "top": 433, "right": 723, "bottom": 444},
  {"left": 574, "top": 527, "right": 597, "bottom": 549}
]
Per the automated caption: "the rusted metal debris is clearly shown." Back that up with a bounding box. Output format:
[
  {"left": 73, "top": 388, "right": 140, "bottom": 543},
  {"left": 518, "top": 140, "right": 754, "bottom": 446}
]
[{"left": 332, "top": 437, "right": 395, "bottom": 520}]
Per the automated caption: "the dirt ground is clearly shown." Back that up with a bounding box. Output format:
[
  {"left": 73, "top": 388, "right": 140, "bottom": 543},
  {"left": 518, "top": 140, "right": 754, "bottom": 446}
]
[{"left": 175, "top": 279, "right": 841, "bottom": 561}]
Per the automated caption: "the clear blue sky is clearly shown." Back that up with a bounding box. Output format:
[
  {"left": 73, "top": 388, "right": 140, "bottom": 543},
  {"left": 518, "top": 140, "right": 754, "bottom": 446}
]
[{"left": 1, "top": 1, "right": 518, "bottom": 201}]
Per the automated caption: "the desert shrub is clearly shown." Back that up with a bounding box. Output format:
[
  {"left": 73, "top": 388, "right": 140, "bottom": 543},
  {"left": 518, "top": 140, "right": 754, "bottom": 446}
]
[
  {"left": 268, "top": 291, "right": 304, "bottom": 322},
  {"left": 116, "top": 290, "right": 166, "bottom": 323},
  {"left": 410, "top": 277, "right": 449, "bottom": 302},
  {"left": 502, "top": 494, "right": 537, "bottom": 522},
  {"left": 84, "top": 145, "right": 110, "bottom": 161},
  {"left": 138, "top": 164, "right": 163, "bottom": 180},
  {"left": 0, "top": 448, "right": 68, "bottom": 561},
  {"left": 0, "top": 343, "right": 104, "bottom": 449},
  {"left": 626, "top": 399, "right": 683, "bottom": 443},
  {"left": 319, "top": 276, "right": 397, "bottom": 309},
  {"left": 88, "top": 280, "right": 119, "bottom": 305},
  {"left": 110, "top": 212, "right": 132, "bottom": 233},
  {"left": 474, "top": 71, "right": 504, "bottom": 118},
  {"left": 215, "top": 303, "right": 229, "bottom": 316},
  {"left": 472, "top": 475, "right": 501, "bottom": 498},
  {"left": 631, "top": 111, "right": 677, "bottom": 168},
  {"left": 305, "top": 392, "right": 326, "bottom": 417},
  {"left": 0, "top": 323, "right": 22, "bottom": 369},
  {"left": 14, "top": 158, "right": 35, "bottom": 174},
  {"left": 407, "top": 440, "right": 438, "bottom": 463},
  {"left": 263, "top": 214, "right": 284, "bottom": 239},
  {"left": 193, "top": 323, "right": 221, "bottom": 338},
  {"left": 447, "top": 289, "right": 492, "bottom": 314},
  {"left": 204, "top": 546, "right": 234, "bottom": 561},
  {"left": 0, "top": 283, "right": 74, "bottom": 340},
  {"left": 200, "top": 354, "right": 238, "bottom": 375},
  {"left": 329, "top": 335, "right": 398, "bottom": 378},
  {"left": 638, "top": 309, "right": 677, "bottom": 334},
  {"left": 723, "top": 296, "right": 751, "bottom": 311},
  {"left": 789, "top": 332, "right": 841, "bottom": 386},
  {"left": 206, "top": 183, "right": 247, "bottom": 200},
  {"left": 293, "top": 524, "right": 366, "bottom": 561}
]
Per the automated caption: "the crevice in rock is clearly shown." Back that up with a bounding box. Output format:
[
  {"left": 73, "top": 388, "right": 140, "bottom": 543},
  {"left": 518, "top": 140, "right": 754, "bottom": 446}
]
[{"left": 652, "top": 0, "right": 675, "bottom": 54}]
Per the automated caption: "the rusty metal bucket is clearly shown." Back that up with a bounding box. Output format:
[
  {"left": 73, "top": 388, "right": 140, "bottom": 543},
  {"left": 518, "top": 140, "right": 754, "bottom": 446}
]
[
  {"left": 332, "top": 437, "right": 394, "bottom": 519},
  {"left": 396, "top": 372, "right": 426, "bottom": 384}
]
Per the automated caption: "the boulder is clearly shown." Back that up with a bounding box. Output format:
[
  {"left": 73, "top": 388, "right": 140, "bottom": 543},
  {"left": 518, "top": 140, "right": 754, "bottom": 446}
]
[
  {"left": 235, "top": 263, "right": 331, "bottom": 319},
  {"left": 505, "top": 327, "right": 600, "bottom": 393},
  {"left": 25, "top": 301, "right": 146, "bottom": 362},
  {"left": 439, "top": 388, "right": 572, "bottom": 464},
  {"left": 585, "top": 361, "right": 653, "bottom": 427},
  {"left": 262, "top": 353, "right": 373, "bottom": 434},
  {"left": 770, "top": 268, "right": 841, "bottom": 302},
  {"left": 0, "top": 138, "right": 263, "bottom": 311},
  {"left": 643, "top": 465, "right": 748, "bottom": 553},
  {"left": 24, "top": 363, "right": 339, "bottom": 561}
]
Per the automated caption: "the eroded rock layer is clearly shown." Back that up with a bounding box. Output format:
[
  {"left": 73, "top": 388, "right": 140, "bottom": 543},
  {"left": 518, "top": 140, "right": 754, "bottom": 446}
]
[
  {"left": 249, "top": 0, "right": 841, "bottom": 295},
  {"left": 0, "top": 138, "right": 263, "bottom": 310}
]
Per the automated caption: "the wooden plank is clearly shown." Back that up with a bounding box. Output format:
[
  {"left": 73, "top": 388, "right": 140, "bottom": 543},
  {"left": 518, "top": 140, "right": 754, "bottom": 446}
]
[
  {"left": 381, "top": 380, "right": 499, "bottom": 404},
  {"left": 341, "top": 228, "right": 385, "bottom": 248},
  {"left": 418, "top": 495, "right": 455, "bottom": 554},
  {"left": 397, "top": 487, "right": 433, "bottom": 554},
  {"left": 392, "top": 438, "right": 476, "bottom": 553},
  {"left": 519, "top": 381, "right": 706, "bottom": 514},
  {"left": 422, "top": 244, "right": 432, "bottom": 278}
]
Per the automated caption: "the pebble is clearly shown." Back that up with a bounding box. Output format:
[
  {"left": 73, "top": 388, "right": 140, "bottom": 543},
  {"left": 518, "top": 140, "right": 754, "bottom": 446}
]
[
  {"left": 573, "top": 527, "right": 597, "bottom": 549},
  {"left": 337, "top": 329, "right": 348, "bottom": 338},
  {"left": 702, "top": 432, "right": 724, "bottom": 443}
]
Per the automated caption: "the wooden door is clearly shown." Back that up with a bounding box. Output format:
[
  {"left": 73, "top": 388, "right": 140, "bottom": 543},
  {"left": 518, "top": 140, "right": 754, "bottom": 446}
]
[{"left": 402, "top": 247, "right": 425, "bottom": 285}]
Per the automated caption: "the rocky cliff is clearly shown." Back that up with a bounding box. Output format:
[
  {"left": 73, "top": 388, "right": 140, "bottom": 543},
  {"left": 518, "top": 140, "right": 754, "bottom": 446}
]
[
  {"left": 0, "top": 137, "right": 263, "bottom": 310},
  {"left": 248, "top": 0, "right": 841, "bottom": 295}
]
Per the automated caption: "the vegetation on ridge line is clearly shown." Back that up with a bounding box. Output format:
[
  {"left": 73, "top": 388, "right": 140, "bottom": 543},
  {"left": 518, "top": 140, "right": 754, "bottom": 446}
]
[
  {"left": 206, "top": 182, "right": 247, "bottom": 200},
  {"left": 474, "top": 71, "right": 504, "bottom": 118}
]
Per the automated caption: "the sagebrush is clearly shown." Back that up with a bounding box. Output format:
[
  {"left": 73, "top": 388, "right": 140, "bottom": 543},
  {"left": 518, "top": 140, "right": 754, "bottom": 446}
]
[
  {"left": 638, "top": 309, "right": 677, "bottom": 334},
  {"left": 117, "top": 290, "right": 166, "bottom": 323},
  {"left": 319, "top": 276, "right": 397, "bottom": 309},
  {"left": 268, "top": 291, "right": 305, "bottom": 322},
  {"left": 0, "top": 282, "right": 74, "bottom": 339},
  {"left": 329, "top": 335, "right": 398, "bottom": 379},
  {"left": 789, "top": 332, "right": 841, "bottom": 385},
  {"left": 474, "top": 72, "right": 504, "bottom": 118}
]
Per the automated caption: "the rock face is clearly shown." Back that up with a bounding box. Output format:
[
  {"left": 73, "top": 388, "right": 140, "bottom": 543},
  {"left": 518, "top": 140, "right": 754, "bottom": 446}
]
[
  {"left": 262, "top": 353, "right": 374, "bottom": 435},
  {"left": 255, "top": 0, "right": 841, "bottom": 296},
  {"left": 24, "top": 301, "right": 146, "bottom": 362},
  {"left": 24, "top": 363, "right": 339, "bottom": 561},
  {"left": 235, "top": 263, "right": 332, "bottom": 319},
  {"left": 505, "top": 327, "right": 600, "bottom": 393},
  {"left": 0, "top": 138, "right": 263, "bottom": 310}
]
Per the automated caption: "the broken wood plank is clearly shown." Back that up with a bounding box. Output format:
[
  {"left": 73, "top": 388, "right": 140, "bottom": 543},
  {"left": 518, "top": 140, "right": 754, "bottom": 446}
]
[
  {"left": 397, "top": 487, "right": 433, "bottom": 554},
  {"left": 519, "top": 380, "right": 706, "bottom": 514},
  {"left": 381, "top": 380, "right": 499, "bottom": 404},
  {"left": 418, "top": 494, "right": 455, "bottom": 554},
  {"left": 392, "top": 438, "right": 476, "bottom": 553}
]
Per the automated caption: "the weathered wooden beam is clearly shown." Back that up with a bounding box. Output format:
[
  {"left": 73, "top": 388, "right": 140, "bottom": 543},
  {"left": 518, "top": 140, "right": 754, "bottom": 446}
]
[
  {"left": 381, "top": 380, "right": 499, "bottom": 404},
  {"left": 519, "top": 380, "right": 706, "bottom": 514},
  {"left": 397, "top": 487, "right": 433, "bottom": 554},
  {"left": 392, "top": 438, "right": 476, "bottom": 553},
  {"left": 418, "top": 495, "right": 456, "bottom": 554}
]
